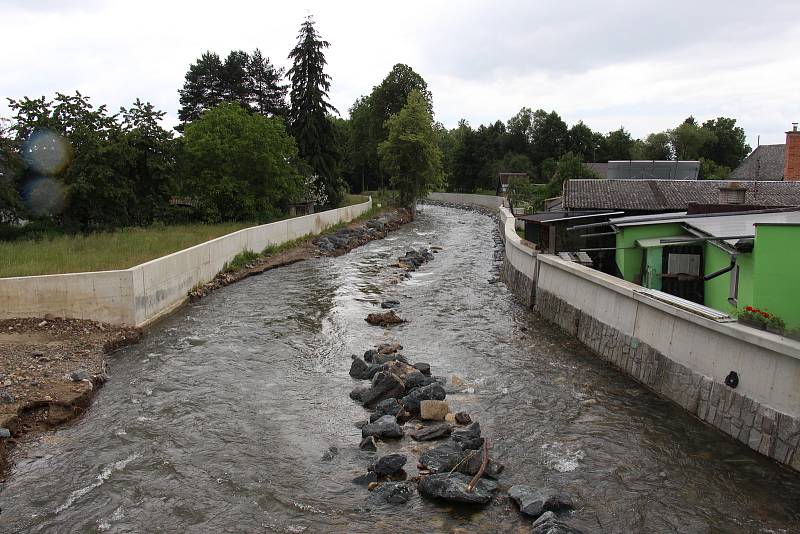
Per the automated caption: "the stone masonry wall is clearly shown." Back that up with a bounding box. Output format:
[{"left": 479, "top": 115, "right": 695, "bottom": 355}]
[{"left": 535, "top": 288, "right": 800, "bottom": 471}]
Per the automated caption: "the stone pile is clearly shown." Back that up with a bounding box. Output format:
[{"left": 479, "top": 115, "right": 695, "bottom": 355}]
[{"left": 313, "top": 210, "right": 412, "bottom": 256}]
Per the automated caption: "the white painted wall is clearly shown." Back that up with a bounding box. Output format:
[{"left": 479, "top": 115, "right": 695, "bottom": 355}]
[{"left": 0, "top": 198, "right": 373, "bottom": 327}]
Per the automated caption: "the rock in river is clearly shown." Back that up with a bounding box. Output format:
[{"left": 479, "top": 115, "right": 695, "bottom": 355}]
[
  {"left": 401, "top": 382, "right": 446, "bottom": 415},
  {"left": 359, "top": 436, "right": 377, "bottom": 451},
  {"left": 410, "top": 423, "right": 452, "bottom": 442},
  {"left": 420, "top": 399, "right": 450, "bottom": 420},
  {"left": 418, "top": 472, "right": 497, "bottom": 505},
  {"left": 380, "top": 299, "right": 401, "bottom": 309},
  {"left": 369, "top": 453, "right": 407, "bottom": 476},
  {"left": 508, "top": 485, "right": 575, "bottom": 518},
  {"left": 412, "top": 362, "right": 431, "bottom": 376},
  {"left": 367, "top": 482, "right": 415, "bottom": 505},
  {"left": 365, "top": 310, "right": 405, "bottom": 326},
  {"left": 452, "top": 422, "right": 483, "bottom": 450},
  {"left": 369, "top": 398, "right": 404, "bottom": 422},
  {"left": 349, "top": 356, "right": 383, "bottom": 380},
  {"left": 351, "top": 372, "right": 405, "bottom": 408},
  {"left": 361, "top": 415, "right": 404, "bottom": 440},
  {"left": 404, "top": 371, "right": 437, "bottom": 391}
]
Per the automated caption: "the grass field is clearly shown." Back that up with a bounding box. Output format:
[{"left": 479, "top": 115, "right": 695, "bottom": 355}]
[
  {"left": 0, "top": 223, "right": 254, "bottom": 277},
  {"left": 0, "top": 195, "right": 379, "bottom": 278}
]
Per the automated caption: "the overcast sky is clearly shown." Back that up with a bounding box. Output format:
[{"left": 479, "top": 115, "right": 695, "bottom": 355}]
[{"left": 3, "top": 0, "right": 799, "bottom": 147}]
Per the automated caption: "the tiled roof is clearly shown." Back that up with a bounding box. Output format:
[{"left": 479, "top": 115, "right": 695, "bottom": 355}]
[
  {"left": 728, "top": 144, "right": 785, "bottom": 181},
  {"left": 563, "top": 179, "right": 800, "bottom": 211}
]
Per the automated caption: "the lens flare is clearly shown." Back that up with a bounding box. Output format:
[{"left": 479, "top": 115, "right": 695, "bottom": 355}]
[
  {"left": 22, "top": 129, "right": 73, "bottom": 175},
  {"left": 23, "top": 176, "right": 67, "bottom": 217}
]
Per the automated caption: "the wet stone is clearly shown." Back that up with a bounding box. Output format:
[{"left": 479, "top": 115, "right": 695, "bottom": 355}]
[
  {"left": 454, "top": 412, "right": 472, "bottom": 425},
  {"left": 352, "top": 471, "right": 379, "bottom": 486},
  {"left": 372, "top": 353, "right": 409, "bottom": 365},
  {"left": 420, "top": 400, "right": 450, "bottom": 421},
  {"left": 508, "top": 485, "right": 574, "bottom": 518},
  {"left": 410, "top": 423, "right": 452, "bottom": 442},
  {"left": 349, "top": 356, "right": 383, "bottom": 380},
  {"left": 366, "top": 482, "right": 415, "bottom": 505},
  {"left": 370, "top": 398, "right": 403, "bottom": 423},
  {"left": 412, "top": 362, "right": 431, "bottom": 376},
  {"left": 359, "top": 436, "right": 377, "bottom": 451},
  {"left": 67, "top": 369, "right": 91, "bottom": 382},
  {"left": 418, "top": 472, "right": 497, "bottom": 505},
  {"left": 531, "top": 511, "right": 584, "bottom": 534},
  {"left": 0, "top": 389, "right": 14, "bottom": 404},
  {"left": 380, "top": 300, "right": 401, "bottom": 310},
  {"left": 353, "top": 372, "right": 406, "bottom": 408},
  {"left": 369, "top": 453, "right": 407, "bottom": 476},
  {"left": 401, "top": 382, "right": 446, "bottom": 415},
  {"left": 418, "top": 441, "right": 467, "bottom": 472},
  {"left": 361, "top": 415, "right": 404, "bottom": 440},
  {"left": 0, "top": 428, "right": 11, "bottom": 439},
  {"left": 404, "top": 371, "right": 437, "bottom": 391},
  {"left": 452, "top": 422, "right": 483, "bottom": 450}
]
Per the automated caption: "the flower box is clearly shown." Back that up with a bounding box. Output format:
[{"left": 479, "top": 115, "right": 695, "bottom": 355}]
[
  {"left": 766, "top": 324, "right": 785, "bottom": 335},
  {"left": 737, "top": 316, "right": 766, "bottom": 330}
]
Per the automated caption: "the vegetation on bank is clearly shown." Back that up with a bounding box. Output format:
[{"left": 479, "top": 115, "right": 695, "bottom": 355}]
[{"left": 0, "top": 222, "right": 252, "bottom": 277}]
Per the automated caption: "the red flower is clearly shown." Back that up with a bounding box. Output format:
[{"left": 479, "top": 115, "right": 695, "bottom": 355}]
[
  {"left": 745, "top": 306, "right": 754, "bottom": 312},
  {"left": 762, "top": 312, "right": 770, "bottom": 318}
]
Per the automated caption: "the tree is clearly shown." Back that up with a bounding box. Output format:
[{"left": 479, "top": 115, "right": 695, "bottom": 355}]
[
  {"left": 669, "top": 121, "right": 715, "bottom": 160},
  {"left": 248, "top": 49, "right": 288, "bottom": 117},
  {"left": 631, "top": 132, "right": 672, "bottom": 160},
  {"left": 181, "top": 103, "right": 302, "bottom": 222},
  {"left": 599, "top": 127, "right": 635, "bottom": 160},
  {"left": 567, "top": 121, "right": 597, "bottom": 162},
  {"left": 287, "top": 15, "right": 344, "bottom": 207},
  {"left": 378, "top": 90, "right": 442, "bottom": 210},
  {"left": 177, "top": 49, "right": 287, "bottom": 131},
  {"left": 451, "top": 123, "right": 483, "bottom": 192},
  {"left": 541, "top": 151, "right": 601, "bottom": 201},
  {"left": 530, "top": 110, "right": 568, "bottom": 167},
  {"left": 177, "top": 52, "right": 224, "bottom": 128},
  {"left": 700, "top": 117, "right": 750, "bottom": 169},
  {"left": 0, "top": 118, "right": 24, "bottom": 224}
]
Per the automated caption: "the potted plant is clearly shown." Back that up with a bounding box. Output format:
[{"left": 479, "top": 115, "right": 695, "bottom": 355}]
[
  {"left": 766, "top": 314, "right": 786, "bottom": 335},
  {"left": 736, "top": 306, "right": 768, "bottom": 330}
]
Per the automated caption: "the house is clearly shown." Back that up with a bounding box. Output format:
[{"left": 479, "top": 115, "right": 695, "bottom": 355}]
[
  {"left": 562, "top": 179, "right": 800, "bottom": 214},
  {"left": 728, "top": 123, "right": 800, "bottom": 182},
  {"left": 609, "top": 208, "right": 800, "bottom": 329},
  {"left": 496, "top": 172, "right": 529, "bottom": 196}
]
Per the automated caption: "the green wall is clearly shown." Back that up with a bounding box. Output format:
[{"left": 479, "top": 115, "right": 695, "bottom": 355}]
[
  {"left": 703, "top": 244, "right": 735, "bottom": 313},
  {"left": 752, "top": 224, "right": 800, "bottom": 328},
  {"left": 615, "top": 223, "right": 687, "bottom": 282}
]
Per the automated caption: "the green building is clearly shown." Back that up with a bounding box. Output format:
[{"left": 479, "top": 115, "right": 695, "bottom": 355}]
[{"left": 611, "top": 209, "right": 800, "bottom": 330}]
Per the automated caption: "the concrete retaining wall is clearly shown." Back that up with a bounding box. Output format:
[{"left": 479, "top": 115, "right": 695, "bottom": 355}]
[
  {"left": 0, "top": 198, "right": 373, "bottom": 327},
  {"left": 430, "top": 191, "right": 800, "bottom": 470},
  {"left": 427, "top": 192, "right": 504, "bottom": 210}
]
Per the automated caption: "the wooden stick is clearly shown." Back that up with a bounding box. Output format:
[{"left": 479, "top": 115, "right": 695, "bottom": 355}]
[{"left": 466, "top": 438, "right": 490, "bottom": 492}]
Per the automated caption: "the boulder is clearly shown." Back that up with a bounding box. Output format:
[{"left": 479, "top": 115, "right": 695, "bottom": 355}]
[
  {"left": 372, "top": 398, "right": 403, "bottom": 419},
  {"left": 376, "top": 341, "right": 403, "bottom": 353},
  {"left": 454, "top": 412, "right": 472, "bottom": 425},
  {"left": 361, "top": 415, "right": 404, "bottom": 440},
  {"left": 401, "top": 382, "right": 446, "bottom": 415},
  {"left": 369, "top": 453, "right": 407, "bottom": 476},
  {"left": 459, "top": 447, "right": 504, "bottom": 479},
  {"left": 531, "top": 511, "right": 585, "bottom": 534},
  {"left": 412, "top": 362, "right": 431, "bottom": 376},
  {"left": 0, "top": 428, "right": 10, "bottom": 439},
  {"left": 508, "top": 485, "right": 574, "bottom": 518},
  {"left": 349, "top": 356, "right": 383, "bottom": 380},
  {"left": 380, "top": 300, "right": 401, "bottom": 310},
  {"left": 410, "top": 423, "right": 452, "bottom": 442},
  {"left": 352, "top": 471, "right": 379, "bottom": 486},
  {"left": 67, "top": 369, "right": 91, "bottom": 382},
  {"left": 372, "top": 353, "right": 409, "bottom": 365},
  {"left": 418, "top": 441, "right": 467, "bottom": 472},
  {"left": 354, "top": 372, "right": 405, "bottom": 408},
  {"left": 359, "top": 436, "right": 377, "bottom": 451},
  {"left": 452, "top": 422, "right": 483, "bottom": 450},
  {"left": 404, "top": 371, "right": 437, "bottom": 391},
  {"left": 365, "top": 311, "right": 405, "bottom": 326},
  {"left": 382, "top": 360, "right": 417, "bottom": 382},
  {"left": 366, "top": 482, "right": 415, "bottom": 505},
  {"left": 420, "top": 400, "right": 450, "bottom": 421},
  {"left": 418, "top": 472, "right": 497, "bottom": 505},
  {"left": 363, "top": 349, "right": 379, "bottom": 363}
]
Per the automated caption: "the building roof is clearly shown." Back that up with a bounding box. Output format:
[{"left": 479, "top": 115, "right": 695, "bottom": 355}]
[
  {"left": 611, "top": 207, "right": 800, "bottom": 247},
  {"left": 728, "top": 144, "right": 785, "bottom": 181},
  {"left": 563, "top": 179, "right": 800, "bottom": 211},
  {"left": 518, "top": 210, "right": 622, "bottom": 223}
]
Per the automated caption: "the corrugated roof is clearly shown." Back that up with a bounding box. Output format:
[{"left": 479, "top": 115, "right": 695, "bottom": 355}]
[
  {"left": 729, "top": 144, "right": 785, "bottom": 181},
  {"left": 612, "top": 208, "right": 800, "bottom": 247},
  {"left": 563, "top": 179, "right": 800, "bottom": 211}
]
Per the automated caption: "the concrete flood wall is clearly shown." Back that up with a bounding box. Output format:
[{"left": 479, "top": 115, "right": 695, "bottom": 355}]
[
  {"left": 0, "top": 198, "right": 373, "bottom": 327},
  {"left": 430, "top": 192, "right": 800, "bottom": 471}
]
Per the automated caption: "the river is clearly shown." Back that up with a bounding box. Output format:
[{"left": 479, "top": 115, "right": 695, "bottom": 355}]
[{"left": 2, "top": 205, "right": 799, "bottom": 533}]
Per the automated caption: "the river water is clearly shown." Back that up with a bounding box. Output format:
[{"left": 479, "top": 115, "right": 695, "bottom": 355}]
[{"left": 2, "top": 205, "right": 800, "bottom": 533}]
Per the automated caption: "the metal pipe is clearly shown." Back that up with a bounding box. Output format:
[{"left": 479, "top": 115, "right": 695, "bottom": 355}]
[
  {"left": 579, "top": 231, "right": 617, "bottom": 238},
  {"left": 703, "top": 254, "right": 736, "bottom": 282}
]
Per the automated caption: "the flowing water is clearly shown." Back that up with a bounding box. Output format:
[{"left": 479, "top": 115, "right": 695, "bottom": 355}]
[{"left": 2, "top": 205, "right": 799, "bottom": 533}]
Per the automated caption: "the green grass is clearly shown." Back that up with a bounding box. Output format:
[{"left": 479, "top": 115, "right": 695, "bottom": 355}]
[
  {"left": 0, "top": 222, "right": 252, "bottom": 277},
  {"left": 0, "top": 194, "right": 391, "bottom": 278}
]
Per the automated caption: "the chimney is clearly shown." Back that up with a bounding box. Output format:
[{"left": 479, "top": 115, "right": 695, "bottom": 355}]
[
  {"left": 785, "top": 122, "right": 800, "bottom": 181},
  {"left": 719, "top": 183, "right": 747, "bottom": 205}
]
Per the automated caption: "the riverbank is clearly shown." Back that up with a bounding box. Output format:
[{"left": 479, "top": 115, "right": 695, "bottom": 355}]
[
  {"left": 0, "top": 207, "right": 413, "bottom": 481},
  {"left": 0, "top": 318, "right": 141, "bottom": 480}
]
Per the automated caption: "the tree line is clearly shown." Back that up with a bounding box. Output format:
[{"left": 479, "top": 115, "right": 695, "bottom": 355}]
[{"left": 0, "top": 13, "right": 751, "bottom": 237}]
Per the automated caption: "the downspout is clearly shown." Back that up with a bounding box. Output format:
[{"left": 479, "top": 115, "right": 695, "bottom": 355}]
[{"left": 703, "top": 253, "right": 736, "bottom": 282}]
